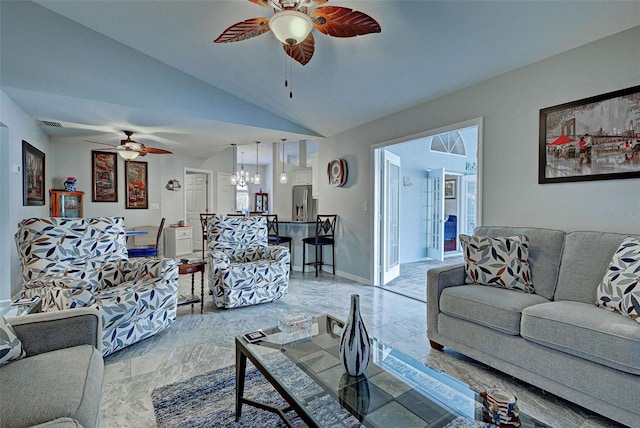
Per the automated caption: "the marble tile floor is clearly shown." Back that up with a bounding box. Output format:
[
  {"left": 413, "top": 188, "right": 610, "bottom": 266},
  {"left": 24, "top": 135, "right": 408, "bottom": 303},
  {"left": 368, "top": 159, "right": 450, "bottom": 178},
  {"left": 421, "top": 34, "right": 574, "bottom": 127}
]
[
  {"left": 100, "top": 270, "right": 623, "bottom": 428},
  {"left": 381, "top": 254, "right": 464, "bottom": 302}
]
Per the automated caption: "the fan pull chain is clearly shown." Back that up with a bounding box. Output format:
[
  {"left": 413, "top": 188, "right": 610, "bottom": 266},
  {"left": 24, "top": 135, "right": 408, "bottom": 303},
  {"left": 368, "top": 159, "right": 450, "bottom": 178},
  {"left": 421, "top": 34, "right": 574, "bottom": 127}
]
[
  {"left": 284, "top": 54, "right": 288, "bottom": 89},
  {"left": 283, "top": 55, "right": 293, "bottom": 99},
  {"left": 289, "top": 59, "right": 293, "bottom": 99}
]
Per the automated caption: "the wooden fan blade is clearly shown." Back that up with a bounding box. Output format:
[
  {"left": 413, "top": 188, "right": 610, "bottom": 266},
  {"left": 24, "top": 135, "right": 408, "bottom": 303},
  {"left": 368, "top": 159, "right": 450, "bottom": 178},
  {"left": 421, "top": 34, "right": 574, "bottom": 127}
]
[
  {"left": 311, "top": 6, "right": 381, "bottom": 38},
  {"left": 248, "top": 0, "right": 270, "bottom": 8},
  {"left": 214, "top": 17, "right": 271, "bottom": 43},
  {"left": 283, "top": 32, "right": 315, "bottom": 66},
  {"left": 308, "top": 0, "right": 329, "bottom": 5},
  {"left": 85, "top": 140, "right": 118, "bottom": 149},
  {"left": 143, "top": 147, "right": 173, "bottom": 155}
]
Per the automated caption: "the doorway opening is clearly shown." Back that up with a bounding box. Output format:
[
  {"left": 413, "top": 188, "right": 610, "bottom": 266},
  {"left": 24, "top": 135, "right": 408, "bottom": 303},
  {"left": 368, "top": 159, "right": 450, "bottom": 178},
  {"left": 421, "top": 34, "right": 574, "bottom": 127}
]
[
  {"left": 372, "top": 118, "right": 482, "bottom": 301},
  {"left": 183, "top": 168, "right": 213, "bottom": 255}
]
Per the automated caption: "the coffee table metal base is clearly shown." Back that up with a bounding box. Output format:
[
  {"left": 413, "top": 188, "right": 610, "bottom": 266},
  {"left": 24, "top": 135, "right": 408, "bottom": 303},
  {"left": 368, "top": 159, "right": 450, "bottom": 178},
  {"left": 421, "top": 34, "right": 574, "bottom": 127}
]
[{"left": 235, "top": 339, "right": 314, "bottom": 427}]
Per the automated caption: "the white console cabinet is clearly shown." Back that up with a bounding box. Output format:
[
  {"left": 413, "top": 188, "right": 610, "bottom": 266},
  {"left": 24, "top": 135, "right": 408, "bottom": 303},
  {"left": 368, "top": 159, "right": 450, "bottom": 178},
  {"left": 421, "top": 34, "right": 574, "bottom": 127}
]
[{"left": 165, "top": 226, "right": 193, "bottom": 258}]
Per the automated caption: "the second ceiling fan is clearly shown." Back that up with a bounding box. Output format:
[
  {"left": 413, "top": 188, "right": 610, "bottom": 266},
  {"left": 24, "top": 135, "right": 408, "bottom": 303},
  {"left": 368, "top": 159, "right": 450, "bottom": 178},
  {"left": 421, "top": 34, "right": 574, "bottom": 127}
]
[
  {"left": 86, "top": 131, "right": 172, "bottom": 160},
  {"left": 214, "top": 0, "right": 381, "bottom": 66}
]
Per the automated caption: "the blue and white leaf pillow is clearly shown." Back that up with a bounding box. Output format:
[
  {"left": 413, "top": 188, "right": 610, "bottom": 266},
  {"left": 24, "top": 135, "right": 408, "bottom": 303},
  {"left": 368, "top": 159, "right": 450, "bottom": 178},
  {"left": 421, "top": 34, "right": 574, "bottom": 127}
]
[
  {"left": 596, "top": 236, "right": 640, "bottom": 323},
  {"left": 460, "top": 234, "right": 534, "bottom": 293},
  {"left": 0, "top": 314, "right": 26, "bottom": 365}
]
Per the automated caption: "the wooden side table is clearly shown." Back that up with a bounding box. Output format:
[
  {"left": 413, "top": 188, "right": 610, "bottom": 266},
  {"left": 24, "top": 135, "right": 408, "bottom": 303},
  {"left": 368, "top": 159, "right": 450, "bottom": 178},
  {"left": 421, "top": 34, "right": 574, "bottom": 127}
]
[{"left": 177, "top": 261, "right": 206, "bottom": 313}]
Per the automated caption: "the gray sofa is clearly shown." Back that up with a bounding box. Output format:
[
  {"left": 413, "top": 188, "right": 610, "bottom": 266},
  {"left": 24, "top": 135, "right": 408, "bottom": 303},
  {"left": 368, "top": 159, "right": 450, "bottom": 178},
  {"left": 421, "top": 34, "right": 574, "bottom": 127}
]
[
  {"left": 0, "top": 308, "right": 104, "bottom": 428},
  {"left": 427, "top": 226, "right": 640, "bottom": 427}
]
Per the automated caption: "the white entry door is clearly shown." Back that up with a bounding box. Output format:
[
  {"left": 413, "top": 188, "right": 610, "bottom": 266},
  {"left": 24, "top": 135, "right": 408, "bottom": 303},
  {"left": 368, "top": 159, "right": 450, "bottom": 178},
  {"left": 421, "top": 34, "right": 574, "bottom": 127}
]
[
  {"left": 186, "top": 173, "right": 207, "bottom": 251},
  {"left": 426, "top": 168, "right": 445, "bottom": 261},
  {"left": 381, "top": 150, "right": 401, "bottom": 285},
  {"left": 217, "top": 172, "right": 234, "bottom": 215}
]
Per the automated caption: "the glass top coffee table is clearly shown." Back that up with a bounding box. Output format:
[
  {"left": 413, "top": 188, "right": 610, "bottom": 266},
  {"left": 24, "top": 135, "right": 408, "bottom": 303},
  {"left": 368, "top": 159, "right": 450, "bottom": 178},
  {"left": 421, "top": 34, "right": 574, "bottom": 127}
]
[{"left": 235, "top": 314, "right": 547, "bottom": 428}]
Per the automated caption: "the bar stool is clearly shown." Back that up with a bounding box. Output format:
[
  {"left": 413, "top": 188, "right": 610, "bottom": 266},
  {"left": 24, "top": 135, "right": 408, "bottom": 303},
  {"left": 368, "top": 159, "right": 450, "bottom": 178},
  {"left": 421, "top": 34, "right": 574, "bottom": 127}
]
[
  {"left": 199, "top": 213, "right": 216, "bottom": 258},
  {"left": 302, "top": 215, "right": 337, "bottom": 277},
  {"left": 265, "top": 215, "right": 292, "bottom": 267}
]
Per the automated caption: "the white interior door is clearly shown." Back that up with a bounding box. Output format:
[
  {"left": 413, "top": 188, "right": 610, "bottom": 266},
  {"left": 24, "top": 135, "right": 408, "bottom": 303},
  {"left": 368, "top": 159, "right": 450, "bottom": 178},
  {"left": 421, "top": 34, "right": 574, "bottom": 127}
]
[
  {"left": 460, "top": 175, "right": 478, "bottom": 236},
  {"left": 217, "top": 172, "right": 234, "bottom": 214},
  {"left": 381, "top": 150, "right": 401, "bottom": 284},
  {"left": 186, "top": 173, "right": 207, "bottom": 251},
  {"left": 426, "top": 168, "right": 445, "bottom": 261}
]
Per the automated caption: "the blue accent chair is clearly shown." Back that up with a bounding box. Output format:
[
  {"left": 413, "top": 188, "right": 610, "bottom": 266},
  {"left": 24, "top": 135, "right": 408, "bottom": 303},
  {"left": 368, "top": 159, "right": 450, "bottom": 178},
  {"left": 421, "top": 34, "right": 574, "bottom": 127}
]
[{"left": 444, "top": 215, "right": 457, "bottom": 244}]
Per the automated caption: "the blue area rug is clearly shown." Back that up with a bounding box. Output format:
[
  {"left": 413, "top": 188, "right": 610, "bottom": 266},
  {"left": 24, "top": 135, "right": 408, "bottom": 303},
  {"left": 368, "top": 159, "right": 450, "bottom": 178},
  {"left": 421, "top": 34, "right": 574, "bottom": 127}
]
[{"left": 152, "top": 364, "right": 299, "bottom": 427}]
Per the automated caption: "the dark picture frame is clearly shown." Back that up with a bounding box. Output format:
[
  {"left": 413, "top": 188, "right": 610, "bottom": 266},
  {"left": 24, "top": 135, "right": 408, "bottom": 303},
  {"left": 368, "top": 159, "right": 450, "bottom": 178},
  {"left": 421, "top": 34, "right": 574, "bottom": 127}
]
[
  {"left": 444, "top": 179, "right": 456, "bottom": 199},
  {"left": 22, "top": 140, "right": 45, "bottom": 206},
  {"left": 125, "top": 160, "right": 148, "bottom": 209},
  {"left": 91, "top": 151, "right": 118, "bottom": 202},
  {"left": 539, "top": 85, "right": 640, "bottom": 184}
]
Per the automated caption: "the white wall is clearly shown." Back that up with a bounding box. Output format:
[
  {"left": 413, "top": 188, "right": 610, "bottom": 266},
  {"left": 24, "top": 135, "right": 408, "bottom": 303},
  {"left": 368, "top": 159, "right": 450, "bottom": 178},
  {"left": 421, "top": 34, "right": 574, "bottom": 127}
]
[
  {"left": 2, "top": 27, "right": 639, "bottom": 294},
  {"left": 49, "top": 137, "right": 206, "bottom": 228},
  {"left": 1, "top": 90, "right": 50, "bottom": 298},
  {"left": 316, "top": 26, "right": 640, "bottom": 282}
]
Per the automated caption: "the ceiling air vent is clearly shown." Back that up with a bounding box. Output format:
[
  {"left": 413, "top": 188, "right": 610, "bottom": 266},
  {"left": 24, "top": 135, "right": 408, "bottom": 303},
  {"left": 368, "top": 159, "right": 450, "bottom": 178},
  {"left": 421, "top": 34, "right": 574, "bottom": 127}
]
[{"left": 38, "top": 120, "right": 63, "bottom": 128}]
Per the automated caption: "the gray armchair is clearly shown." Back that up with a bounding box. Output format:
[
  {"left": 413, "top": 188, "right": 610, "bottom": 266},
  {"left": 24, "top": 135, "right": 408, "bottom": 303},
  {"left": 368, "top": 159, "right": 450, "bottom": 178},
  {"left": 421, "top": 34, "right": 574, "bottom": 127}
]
[{"left": 0, "top": 308, "right": 103, "bottom": 428}]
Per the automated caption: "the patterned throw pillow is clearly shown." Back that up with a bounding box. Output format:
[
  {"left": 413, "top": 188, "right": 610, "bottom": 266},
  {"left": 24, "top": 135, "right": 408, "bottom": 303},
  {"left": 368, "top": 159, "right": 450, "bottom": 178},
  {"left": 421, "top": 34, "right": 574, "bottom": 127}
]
[
  {"left": 460, "top": 234, "right": 534, "bottom": 293},
  {"left": 0, "top": 314, "right": 26, "bottom": 365},
  {"left": 596, "top": 236, "right": 640, "bottom": 323}
]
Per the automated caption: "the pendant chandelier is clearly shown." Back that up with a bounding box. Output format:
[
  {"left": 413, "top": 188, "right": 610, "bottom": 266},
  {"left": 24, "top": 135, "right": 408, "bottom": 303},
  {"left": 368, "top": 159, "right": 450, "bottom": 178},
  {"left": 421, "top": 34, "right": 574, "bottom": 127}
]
[
  {"left": 231, "top": 143, "right": 261, "bottom": 187},
  {"left": 236, "top": 151, "right": 250, "bottom": 187},
  {"left": 279, "top": 138, "right": 288, "bottom": 184}
]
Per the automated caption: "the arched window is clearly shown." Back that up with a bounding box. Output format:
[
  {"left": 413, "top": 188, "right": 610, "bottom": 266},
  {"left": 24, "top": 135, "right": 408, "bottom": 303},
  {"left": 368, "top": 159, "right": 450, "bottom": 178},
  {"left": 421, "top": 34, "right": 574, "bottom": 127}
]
[{"left": 430, "top": 130, "right": 466, "bottom": 156}]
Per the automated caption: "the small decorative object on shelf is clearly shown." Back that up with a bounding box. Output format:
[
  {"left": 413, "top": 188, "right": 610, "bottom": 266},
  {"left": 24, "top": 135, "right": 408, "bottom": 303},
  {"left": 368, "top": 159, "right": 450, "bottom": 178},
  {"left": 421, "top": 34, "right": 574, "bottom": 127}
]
[
  {"left": 339, "top": 294, "right": 370, "bottom": 376},
  {"left": 278, "top": 312, "right": 312, "bottom": 332},
  {"left": 63, "top": 176, "right": 77, "bottom": 192}
]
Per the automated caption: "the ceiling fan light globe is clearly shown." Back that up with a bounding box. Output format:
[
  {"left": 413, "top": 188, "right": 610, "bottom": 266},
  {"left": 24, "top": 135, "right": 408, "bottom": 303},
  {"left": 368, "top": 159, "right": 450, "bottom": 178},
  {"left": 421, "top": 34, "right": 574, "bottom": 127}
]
[
  {"left": 269, "top": 10, "right": 313, "bottom": 46},
  {"left": 118, "top": 150, "right": 139, "bottom": 161}
]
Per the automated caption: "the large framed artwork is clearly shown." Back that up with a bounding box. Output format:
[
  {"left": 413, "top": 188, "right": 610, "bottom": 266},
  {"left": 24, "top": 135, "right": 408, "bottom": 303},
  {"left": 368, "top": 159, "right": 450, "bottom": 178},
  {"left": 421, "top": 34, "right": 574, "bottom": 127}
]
[
  {"left": 539, "top": 85, "right": 640, "bottom": 184},
  {"left": 92, "top": 151, "right": 118, "bottom": 202},
  {"left": 125, "top": 160, "right": 148, "bottom": 209},
  {"left": 22, "top": 140, "right": 45, "bottom": 206}
]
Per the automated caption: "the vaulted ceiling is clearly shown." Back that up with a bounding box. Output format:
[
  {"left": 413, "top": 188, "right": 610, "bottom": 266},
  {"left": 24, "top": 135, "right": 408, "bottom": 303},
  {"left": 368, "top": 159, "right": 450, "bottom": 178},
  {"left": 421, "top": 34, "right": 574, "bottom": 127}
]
[{"left": 1, "top": 1, "right": 638, "bottom": 160}]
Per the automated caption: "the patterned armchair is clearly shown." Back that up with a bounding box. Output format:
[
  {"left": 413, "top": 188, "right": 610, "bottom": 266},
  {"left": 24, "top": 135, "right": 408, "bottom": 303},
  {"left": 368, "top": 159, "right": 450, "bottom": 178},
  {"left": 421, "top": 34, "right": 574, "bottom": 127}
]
[
  {"left": 14, "top": 217, "right": 179, "bottom": 356},
  {"left": 207, "top": 214, "right": 289, "bottom": 308}
]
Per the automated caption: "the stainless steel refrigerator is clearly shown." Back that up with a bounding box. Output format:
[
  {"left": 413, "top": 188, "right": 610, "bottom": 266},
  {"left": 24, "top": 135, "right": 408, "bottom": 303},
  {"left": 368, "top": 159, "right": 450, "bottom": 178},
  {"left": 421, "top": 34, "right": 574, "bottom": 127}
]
[{"left": 292, "top": 185, "right": 316, "bottom": 221}]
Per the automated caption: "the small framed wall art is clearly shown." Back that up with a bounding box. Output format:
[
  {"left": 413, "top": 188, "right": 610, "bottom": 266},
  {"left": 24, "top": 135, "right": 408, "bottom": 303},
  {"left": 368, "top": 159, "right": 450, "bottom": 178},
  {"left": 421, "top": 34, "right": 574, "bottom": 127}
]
[
  {"left": 444, "top": 179, "right": 456, "bottom": 199},
  {"left": 92, "top": 151, "right": 118, "bottom": 202},
  {"left": 22, "top": 140, "right": 45, "bottom": 206},
  {"left": 125, "top": 160, "right": 148, "bottom": 209}
]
